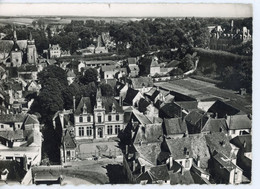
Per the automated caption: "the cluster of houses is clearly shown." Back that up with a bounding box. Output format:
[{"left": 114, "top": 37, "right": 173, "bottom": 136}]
[
  {"left": 208, "top": 20, "right": 252, "bottom": 51},
  {"left": 0, "top": 28, "right": 44, "bottom": 184},
  {"left": 0, "top": 24, "right": 252, "bottom": 185},
  {"left": 54, "top": 51, "right": 251, "bottom": 184}
]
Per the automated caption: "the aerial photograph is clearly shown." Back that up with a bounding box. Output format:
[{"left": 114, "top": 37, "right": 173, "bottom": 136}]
[{"left": 0, "top": 3, "right": 253, "bottom": 185}]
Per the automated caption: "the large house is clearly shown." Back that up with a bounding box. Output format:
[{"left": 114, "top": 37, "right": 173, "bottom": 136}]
[{"left": 74, "top": 88, "right": 124, "bottom": 140}]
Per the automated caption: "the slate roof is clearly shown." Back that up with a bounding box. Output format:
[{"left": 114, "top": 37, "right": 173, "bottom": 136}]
[
  {"left": 0, "top": 114, "right": 26, "bottom": 123},
  {"left": 101, "top": 65, "right": 116, "bottom": 72},
  {"left": 169, "top": 170, "right": 207, "bottom": 185},
  {"left": 138, "top": 98, "right": 150, "bottom": 113},
  {"left": 226, "top": 114, "right": 252, "bottom": 130},
  {"left": 124, "top": 87, "right": 139, "bottom": 105},
  {"left": 128, "top": 57, "right": 137, "bottom": 65},
  {"left": 134, "top": 142, "right": 161, "bottom": 165},
  {"left": 213, "top": 152, "right": 237, "bottom": 172},
  {"left": 165, "top": 138, "right": 193, "bottom": 160},
  {"left": 160, "top": 102, "right": 180, "bottom": 118},
  {"left": 17, "top": 65, "right": 37, "bottom": 72},
  {"left": 166, "top": 60, "right": 181, "bottom": 68},
  {"left": 148, "top": 165, "right": 170, "bottom": 181},
  {"left": 62, "top": 130, "right": 77, "bottom": 149},
  {"left": 201, "top": 118, "right": 228, "bottom": 133},
  {"left": 0, "top": 130, "right": 24, "bottom": 141},
  {"left": 75, "top": 97, "right": 93, "bottom": 115},
  {"left": 131, "top": 77, "right": 153, "bottom": 89},
  {"left": 185, "top": 110, "right": 205, "bottom": 125},
  {"left": 208, "top": 100, "right": 240, "bottom": 118},
  {"left": 145, "top": 87, "right": 157, "bottom": 97},
  {"left": 189, "top": 135, "right": 211, "bottom": 169},
  {"left": 100, "top": 78, "right": 117, "bottom": 89},
  {"left": 101, "top": 96, "right": 124, "bottom": 114},
  {"left": 230, "top": 135, "right": 252, "bottom": 153},
  {"left": 164, "top": 118, "right": 187, "bottom": 135},
  {"left": 24, "top": 114, "right": 39, "bottom": 125},
  {"left": 176, "top": 101, "right": 198, "bottom": 111},
  {"left": 205, "top": 132, "right": 234, "bottom": 158}
]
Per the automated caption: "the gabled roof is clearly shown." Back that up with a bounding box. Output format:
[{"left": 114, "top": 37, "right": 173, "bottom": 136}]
[
  {"left": 138, "top": 98, "right": 150, "bottom": 113},
  {"left": 145, "top": 87, "right": 157, "bottom": 97},
  {"left": 134, "top": 123, "right": 163, "bottom": 144},
  {"left": 150, "top": 57, "right": 159, "bottom": 67},
  {"left": 205, "top": 132, "right": 234, "bottom": 158},
  {"left": 17, "top": 65, "right": 37, "bottom": 72},
  {"left": 201, "top": 118, "right": 228, "bottom": 133},
  {"left": 213, "top": 152, "right": 237, "bottom": 172},
  {"left": 128, "top": 57, "right": 137, "bottom": 65},
  {"left": 185, "top": 110, "right": 204, "bottom": 125},
  {"left": 101, "top": 65, "right": 116, "bottom": 72},
  {"left": 165, "top": 138, "right": 193, "bottom": 160},
  {"left": 0, "top": 114, "right": 26, "bottom": 123},
  {"left": 169, "top": 170, "right": 206, "bottom": 185},
  {"left": 176, "top": 101, "right": 198, "bottom": 111},
  {"left": 124, "top": 87, "right": 139, "bottom": 105},
  {"left": 101, "top": 96, "right": 124, "bottom": 114},
  {"left": 134, "top": 142, "right": 161, "bottom": 165},
  {"left": 75, "top": 97, "right": 93, "bottom": 115},
  {"left": 207, "top": 100, "right": 240, "bottom": 118},
  {"left": 160, "top": 102, "right": 180, "bottom": 118},
  {"left": 24, "top": 114, "right": 39, "bottom": 125},
  {"left": 197, "top": 101, "right": 216, "bottom": 112},
  {"left": 131, "top": 77, "right": 153, "bottom": 89},
  {"left": 226, "top": 114, "right": 251, "bottom": 130},
  {"left": 148, "top": 165, "right": 170, "bottom": 181},
  {"left": 0, "top": 130, "right": 24, "bottom": 141},
  {"left": 230, "top": 135, "right": 252, "bottom": 153},
  {"left": 164, "top": 117, "right": 187, "bottom": 135}
]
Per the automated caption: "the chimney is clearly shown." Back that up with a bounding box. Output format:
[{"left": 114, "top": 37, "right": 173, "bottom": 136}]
[
  {"left": 169, "top": 156, "right": 173, "bottom": 169},
  {"left": 181, "top": 166, "right": 185, "bottom": 175},
  {"left": 125, "top": 145, "right": 129, "bottom": 155},
  {"left": 215, "top": 113, "right": 218, "bottom": 119},
  {"left": 73, "top": 96, "right": 76, "bottom": 112},
  {"left": 243, "top": 141, "right": 247, "bottom": 149},
  {"left": 132, "top": 161, "right": 136, "bottom": 172},
  {"left": 197, "top": 156, "right": 201, "bottom": 168}
]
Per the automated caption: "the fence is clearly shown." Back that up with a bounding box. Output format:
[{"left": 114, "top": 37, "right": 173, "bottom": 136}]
[{"left": 77, "top": 149, "right": 122, "bottom": 160}]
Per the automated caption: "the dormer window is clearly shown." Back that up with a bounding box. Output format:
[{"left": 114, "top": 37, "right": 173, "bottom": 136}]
[
  {"left": 108, "top": 115, "right": 112, "bottom": 121},
  {"left": 79, "top": 116, "right": 83, "bottom": 122},
  {"left": 116, "top": 114, "right": 120, "bottom": 121}
]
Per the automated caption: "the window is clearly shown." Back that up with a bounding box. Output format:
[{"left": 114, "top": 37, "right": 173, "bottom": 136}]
[
  {"left": 116, "top": 114, "right": 120, "bottom": 121},
  {"left": 107, "top": 125, "right": 113, "bottom": 135},
  {"left": 87, "top": 116, "right": 91, "bottom": 122},
  {"left": 79, "top": 116, "right": 83, "bottom": 123},
  {"left": 86, "top": 127, "right": 92, "bottom": 136},
  {"left": 17, "top": 124, "right": 20, "bottom": 128},
  {"left": 98, "top": 116, "right": 102, "bottom": 123},
  {"left": 79, "top": 127, "right": 84, "bottom": 136},
  {"left": 1, "top": 125, "right": 3, "bottom": 128},
  {"left": 185, "top": 159, "right": 190, "bottom": 168},
  {"left": 108, "top": 115, "right": 112, "bottom": 121},
  {"left": 115, "top": 125, "right": 120, "bottom": 134}
]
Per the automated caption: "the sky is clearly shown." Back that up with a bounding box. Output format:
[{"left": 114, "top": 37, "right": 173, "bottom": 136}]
[{"left": 0, "top": 3, "right": 253, "bottom": 18}]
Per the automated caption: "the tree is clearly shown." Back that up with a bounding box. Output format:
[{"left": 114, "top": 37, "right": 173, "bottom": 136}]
[
  {"left": 80, "top": 68, "right": 98, "bottom": 84},
  {"left": 100, "top": 83, "right": 114, "bottom": 97},
  {"left": 38, "top": 65, "right": 68, "bottom": 88},
  {"left": 179, "top": 54, "right": 194, "bottom": 72}
]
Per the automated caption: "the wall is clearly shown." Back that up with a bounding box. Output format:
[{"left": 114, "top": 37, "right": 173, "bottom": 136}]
[{"left": 21, "top": 168, "right": 33, "bottom": 185}]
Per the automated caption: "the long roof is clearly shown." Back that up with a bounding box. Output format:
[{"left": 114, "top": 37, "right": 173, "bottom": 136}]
[
  {"left": 164, "top": 117, "right": 187, "bottom": 135},
  {"left": 131, "top": 77, "right": 153, "bottom": 89},
  {"left": 201, "top": 118, "right": 228, "bottom": 133},
  {"left": 100, "top": 96, "right": 124, "bottom": 114},
  {"left": 0, "top": 114, "right": 26, "bottom": 123},
  {"left": 226, "top": 114, "right": 252, "bottom": 130},
  {"left": 230, "top": 134, "right": 252, "bottom": 153}
]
